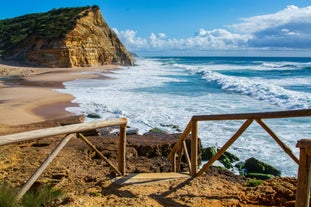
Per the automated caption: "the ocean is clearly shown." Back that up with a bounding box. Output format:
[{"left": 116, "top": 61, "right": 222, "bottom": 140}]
[{"left": 58, "top": 56, "right": 311, "bottom": 177}]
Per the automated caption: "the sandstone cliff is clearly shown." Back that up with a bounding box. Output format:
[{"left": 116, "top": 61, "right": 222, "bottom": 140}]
[{"left": 0, "top": 6, "right": 133, "bottom": 67}]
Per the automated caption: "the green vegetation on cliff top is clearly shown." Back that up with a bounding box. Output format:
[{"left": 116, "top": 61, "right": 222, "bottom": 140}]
[{"left": 0, "top": 5, "right": 99, "bottom": 55}]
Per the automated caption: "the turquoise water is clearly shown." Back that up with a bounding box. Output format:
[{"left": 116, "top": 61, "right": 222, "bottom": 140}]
[{"left": 59, "top": 56, "right": 311, "bottom": 176}]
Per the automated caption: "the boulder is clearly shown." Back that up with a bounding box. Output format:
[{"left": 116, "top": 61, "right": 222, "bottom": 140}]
[
  {"left": 87, "top": 113, "right": 101, "bottom": 119},
  {"left": 244, "top": 157, "right": 281, "bottom": 178},
  {"left": 202, "top": 147, "right": 216, "bottom": 160},
  {"left": 247, "top": 172, "right": 274, "bottom": 180},
  {"left": 201, "top": 147, "right": 239, "bottom": 169}
]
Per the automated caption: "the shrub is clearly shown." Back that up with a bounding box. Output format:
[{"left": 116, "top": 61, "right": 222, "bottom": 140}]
[
  {"left": 247, "top": 178, "right": 263, "bottom": 187},
  {"left": 0, "top": 183, "right": 19, "bottom": 207},
  {"left": 22, "top": 185, "right": 63, "bottom": 207},
  {"left": 0, "top": 183, "right": 63, "bottom": 207}
]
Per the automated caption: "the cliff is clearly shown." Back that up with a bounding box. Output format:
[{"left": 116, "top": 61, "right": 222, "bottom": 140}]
[{"left": 0, "top": 6, "right": 134, "bottom": 67}]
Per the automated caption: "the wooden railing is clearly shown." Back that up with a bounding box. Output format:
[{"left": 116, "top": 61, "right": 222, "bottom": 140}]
[
  {"left": 169, "top": 109, "right": 311, "bottom": 176},
  {"left": 0, "top": 118, "right": 127, "bottom": 201},
  {"left": 296, "top": 139, "right": 311, "bottom": 207}
]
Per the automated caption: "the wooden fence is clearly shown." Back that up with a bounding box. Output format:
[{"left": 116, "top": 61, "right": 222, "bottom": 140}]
[
  {"left": 168, "top": 109, "right": 311, "bottom": 206},
  {"left": 0, "top": 118, "right": 127, "bottom": 201}
]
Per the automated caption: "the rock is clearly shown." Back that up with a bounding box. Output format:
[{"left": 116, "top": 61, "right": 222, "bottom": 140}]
[
  {"left": 247, "top": 172, "right": 274, "bottom": 180},
  {"left": 87, "top": 113, "right": 101, "bottom": 119},
  {"left": 218, "top": 153, "right": 234, "bottom": 169},
  {"left": 235, "top": 161, "right": 245, "bottom": 170},
  {"left": 0, "top": 6, "right": 134, "bottom": 67},
  {"left": 126, "top": 128, "right": 139, "bottom": 135},
  {"left": 146, "top": 128, "right": 168, "bottom": 134},
  {"left": 202, "top": 147, "right": 216, "bottom": 161},
  {"left": 235, "top": 161, "right": 246, "bottom": 176},
  {"left": 218, "top": 150, "right": 240, "bottom": 169},
  {"left": 159, "top": 124, "right": 182, "bottom": 132},
  {"left": 201, "top": 147, "right": 239, "bottom": 169},
  {"left": 103, "top": 127, "right": 139, "bottom": 135},
  {"left": 127, "top": 133, "right": 179, "bottom": 158},
  {"left": 244, "top": 157, "right": 281, "bottom": 177},
  {"left": 223, "top": 150, "right": 239, "bottom": 163}
]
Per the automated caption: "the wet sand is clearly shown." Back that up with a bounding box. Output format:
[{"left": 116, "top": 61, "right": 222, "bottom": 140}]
[{"left": 0, "top": 63, "right": 117, "bottom": 125}]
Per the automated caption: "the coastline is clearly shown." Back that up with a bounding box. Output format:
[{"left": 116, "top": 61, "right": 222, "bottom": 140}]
[
  {"left": 0, "top": 62, "right": 300, "bottom": 206},
  {"left": 0, "top": 62, "right": 118, "bottom": 126}
]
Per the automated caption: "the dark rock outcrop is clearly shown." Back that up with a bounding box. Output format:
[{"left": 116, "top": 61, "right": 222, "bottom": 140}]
[
  {"left": 202, "top": 146, "right": 239, "bottom": 169},
  {"left": 0, "top": 6, "right": 133, "bottom": 67},
  {"left": 243, "top": 157, "right": 281, "bottom": 180}
]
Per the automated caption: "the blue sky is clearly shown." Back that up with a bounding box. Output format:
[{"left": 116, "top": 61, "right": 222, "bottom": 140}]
[{"left": 1, "top": 0, "right": 310, "bottom": 57}]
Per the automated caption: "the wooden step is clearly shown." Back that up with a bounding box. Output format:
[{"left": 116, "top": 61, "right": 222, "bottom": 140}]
[{"left": 115, "top": 172, "right": 190, "bottom": 185}]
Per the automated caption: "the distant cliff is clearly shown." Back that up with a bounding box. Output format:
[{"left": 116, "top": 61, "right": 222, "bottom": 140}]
[{"left": 0, "top": 5, "right": 134, "bottom": 67}]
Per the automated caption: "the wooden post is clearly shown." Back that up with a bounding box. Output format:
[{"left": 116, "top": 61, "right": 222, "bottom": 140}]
[
  {"left": 182, "top": 140, "right": 192, "bottom": 173},
  {"left": 176, "top": 147, "right": 183, "bottom": 172},
  {"left": 191, "top": 119, "right": 198, "bottom": 177},
  {"left": 171, "top": 153, "right": 177, "bottom": 172},
  {"left": 196, "top": 119, "right": 253, "bottom": 177},
  {"left": 296, "top": 139, "right": 311, "bottom": 207},
  {"left": 118, "top": 124, "right": 127, "bottom": 176},
  {"left": 15, "top": 134, "right": 75, "bottom": 201}
]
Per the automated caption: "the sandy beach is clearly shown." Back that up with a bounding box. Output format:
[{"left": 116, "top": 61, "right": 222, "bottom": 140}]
[{"left": 0, "top": 62, "right": 118, "bottom": 126}]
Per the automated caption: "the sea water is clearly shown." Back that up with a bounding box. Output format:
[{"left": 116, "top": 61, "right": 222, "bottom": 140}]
[{"left": 58, "top": 56, "right": 311, "bottom": 176}]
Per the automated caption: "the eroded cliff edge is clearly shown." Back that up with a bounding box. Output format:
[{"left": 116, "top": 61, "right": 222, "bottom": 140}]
[{"left": 0, "top": 5, "right": 134, "bottom": 67}]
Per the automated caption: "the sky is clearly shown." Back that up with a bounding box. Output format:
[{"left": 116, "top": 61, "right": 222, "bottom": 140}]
[{"left": 0, "top": 0, "right": 311, "bottom": 57}]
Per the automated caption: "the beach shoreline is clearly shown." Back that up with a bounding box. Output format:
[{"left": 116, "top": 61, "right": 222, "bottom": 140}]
[
  {"left": 0, "top": 61, "right": 300, "bottom": 207},
  {"left": 0, "top": 62, "right": 118, "bottom": 126}
]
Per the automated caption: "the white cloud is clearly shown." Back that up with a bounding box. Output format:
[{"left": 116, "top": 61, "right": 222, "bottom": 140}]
[
  {"left": 113, "top": 28, "right": 148, "bottom": 49},
  {"left": 114, "top": 5, "right": 311, "bottom": 54},
  {"left": 115, "top": 28, "right": 248, "bottom": 51},
  {"left": 231, "top": 5, "right": 311, "bottom": 33},
  {"left": 230, "top": 5, "right": 311, "bottom": 49}
]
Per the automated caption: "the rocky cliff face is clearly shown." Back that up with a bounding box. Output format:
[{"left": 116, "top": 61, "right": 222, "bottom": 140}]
[{"left": 1, "top": 6, "right": 133, "bottom": 67}]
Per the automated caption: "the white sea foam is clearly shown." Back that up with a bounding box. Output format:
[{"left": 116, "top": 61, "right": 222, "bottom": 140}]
[{"left": 58, "top": 57, "right": 310, "bottom": 176}]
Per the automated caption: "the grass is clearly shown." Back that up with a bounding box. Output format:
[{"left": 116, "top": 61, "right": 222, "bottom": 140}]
[
  {"left": 0, "top": 183, "right": 18, "bottom": 207},
  {"left": 247, "top": 178, "right": 263, "bottom": 187},
  {"left": 0, "top": 183, "right": 64, "bottom": 207}
]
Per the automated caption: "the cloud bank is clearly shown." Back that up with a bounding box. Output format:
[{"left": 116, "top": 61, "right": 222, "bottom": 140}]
[{"left": 113, "top": 5, "right": 311, "bottom": 56}]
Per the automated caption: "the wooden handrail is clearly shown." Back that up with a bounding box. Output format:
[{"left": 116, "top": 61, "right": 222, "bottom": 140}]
[
  {"left": 193, "top": 109, "right": 311, "bottom": 121},
  {"left": 0, "top": 118, "right": 127, "bottom": 146},
  {"left": 170, "top": 109, "right": 310, "bottom": 176}
]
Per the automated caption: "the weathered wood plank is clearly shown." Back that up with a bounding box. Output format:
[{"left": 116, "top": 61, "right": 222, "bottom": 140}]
[
  {"left": 0, "top": 118, "right": 128, "bottom": 146},
  {"left": 193, "top": 109, "right": 311, "bottom": 121}
]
